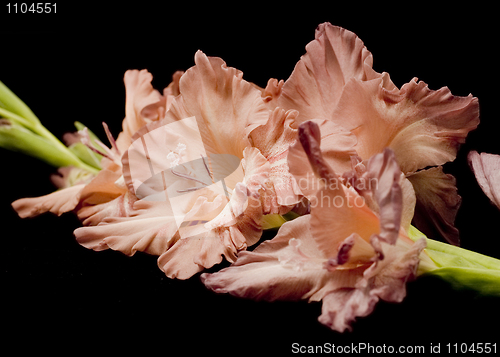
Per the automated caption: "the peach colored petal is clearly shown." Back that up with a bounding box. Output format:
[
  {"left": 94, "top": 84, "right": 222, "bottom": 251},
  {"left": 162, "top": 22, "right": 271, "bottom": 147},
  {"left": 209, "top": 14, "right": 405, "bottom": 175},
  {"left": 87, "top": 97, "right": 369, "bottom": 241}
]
[
  {"left": 408, "top": 166, "right": 462, "bottom": 245},
  {"left": 78, "top": 168, "right": 127, "bottom": 206},
  {"left": 342, "top": 155, "right": 416, "bottom": 233},
  {"left": 468, "top": 151, "right": 500, "bottom": 210},
  {"left": 115, "top": 69, "right": 165, "bottom": 152},
  {"left": 12, "top": 184, "right": 85, "bottom": 218},
  {"left": 325, "top": 233, "right": 376, "bottom": 270},
  {"left": 318, "top": 287, "right": 378, "bottom": 333},
  {"left": 122, "top": 116, "right": 211, "bottom": 198},
  {"left": 157, "top": 194, "right": 245, "bottom": 279},
  {"left": 249, "top": 108, "right": 302, "bottom": 210},
  {"left": 363, "top": 149, "right": 403, "bottom": 245},
  {"left": 164, "top": 71, "right": 183, "bottom": 97},
  {"left": 74, "top": 199, "right": 177, "bottom": 256},
  {"left": 278, "top": 23, "right": 395, "bottom": 124},
  {"left": 203, "top": 148, "right": 269, "bottom": 250},
  {"left": 166, "top": 51, "right": 269, "bottom": 158},
  {"left": 204, "top": 183, "right": 248, "bottom": 229},
  {"left": 361, "top": 237, "right": 426, "bottom": 302},
  {"left": 206, "top": 147, "right": 268, "bottom": 227},
  {"left": 400, "top": 177, "right": 417, "bottom": 232},
  {"left": 202, "top": 215, "right": 363, "bottom": 302},
  {"left": 158, "top": 225, "right": 238, "bottom": 280},
  {"left": 334, "top": 77, "right": 479, "bottom": 174},
  {"left": 287, "top": 119, "right": 357, "bottom": 200},
  {"left": 261, "top": 78, "right": 284, "bottom": 109},
  {"left": 309, "top": 175, "right": 380, "bottom": 260},
  {"left": 77, "top": 191, "right": 135, "bottom": 226},
  {"left": 163, "top": 70, "right": 184, "bottom": 111},
  {"left": 319, "top": 238, "right": 426, "bottom": 332}
]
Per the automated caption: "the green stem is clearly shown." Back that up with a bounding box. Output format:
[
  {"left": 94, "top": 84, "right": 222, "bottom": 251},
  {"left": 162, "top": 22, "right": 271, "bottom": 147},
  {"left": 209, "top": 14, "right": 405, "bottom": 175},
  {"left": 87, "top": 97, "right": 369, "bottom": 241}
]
[
  {"left": 408, "top": 225, "right": 500, "bottom": 296},
  {"left": 0, "top": 80, "right": 100, "bottom": 174}
]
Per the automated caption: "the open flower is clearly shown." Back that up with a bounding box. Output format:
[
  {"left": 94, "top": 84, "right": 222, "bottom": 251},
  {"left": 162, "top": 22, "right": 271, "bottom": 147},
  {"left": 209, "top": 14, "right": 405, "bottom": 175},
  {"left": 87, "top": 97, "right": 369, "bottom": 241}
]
[
  {"left": 202, "top": 121, "right": 431, "bottom": 332},
  {"left": 74, "top": 51, "right": 306, "bottom": 279},
  {"left": 264, "top": 23, "right": 479, "bottom": 245}
]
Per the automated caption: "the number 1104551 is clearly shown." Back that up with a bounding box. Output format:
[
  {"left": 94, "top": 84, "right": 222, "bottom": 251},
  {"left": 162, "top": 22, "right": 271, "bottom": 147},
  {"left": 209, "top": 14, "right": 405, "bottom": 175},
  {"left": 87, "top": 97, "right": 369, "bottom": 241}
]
[{"left": 6, "top": 3, "right": 56, "bottom": 14}]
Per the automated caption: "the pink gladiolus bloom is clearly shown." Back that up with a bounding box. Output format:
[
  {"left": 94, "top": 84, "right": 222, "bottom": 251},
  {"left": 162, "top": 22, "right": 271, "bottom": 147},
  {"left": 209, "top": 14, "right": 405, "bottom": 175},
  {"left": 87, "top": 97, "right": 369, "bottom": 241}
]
[
  {"left": 202, "top": 121, "right": 432, "bottom": 332},
  {"left": 74, "top": 51, "right": 304, "bottom": 279},
  {"left": 265, "top": 23, "right": 479, "bottom": 245}
]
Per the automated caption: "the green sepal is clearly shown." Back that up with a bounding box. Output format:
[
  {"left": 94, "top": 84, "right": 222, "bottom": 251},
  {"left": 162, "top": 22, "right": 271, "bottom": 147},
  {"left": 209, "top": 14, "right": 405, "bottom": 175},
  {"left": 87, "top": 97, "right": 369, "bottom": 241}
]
[{"left": 68, "top": 142, "right": 102, "bottom": 170}]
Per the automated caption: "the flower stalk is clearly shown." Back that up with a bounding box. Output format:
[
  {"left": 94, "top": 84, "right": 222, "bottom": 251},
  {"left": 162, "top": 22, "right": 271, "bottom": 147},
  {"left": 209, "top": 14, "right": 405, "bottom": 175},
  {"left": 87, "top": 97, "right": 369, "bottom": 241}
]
[
  {"left": 409, "top": 225, "right": 500, "bottom": 296},
  {"left": 0, "top": 80, "right": 99, "bottom": 174}
]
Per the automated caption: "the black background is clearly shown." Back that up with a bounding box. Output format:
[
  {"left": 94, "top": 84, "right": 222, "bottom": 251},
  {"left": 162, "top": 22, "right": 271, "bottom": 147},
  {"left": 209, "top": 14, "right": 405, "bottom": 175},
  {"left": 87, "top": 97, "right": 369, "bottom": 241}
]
[{"left": 1, "top": 5, "right": 499, "bottom": 354}]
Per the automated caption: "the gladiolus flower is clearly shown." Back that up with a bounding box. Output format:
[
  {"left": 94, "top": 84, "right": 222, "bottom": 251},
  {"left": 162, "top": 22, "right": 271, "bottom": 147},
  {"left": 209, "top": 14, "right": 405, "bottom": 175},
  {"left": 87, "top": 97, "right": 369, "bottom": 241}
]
[
  {"left": 74, "top": 51, "right": 305, "bottom": 279},
  {"left": 265, "top": 23, "right": 479, "bottom": 245},
  {"left": 202, "top": 121, "right": 430, "bottom": 332}
]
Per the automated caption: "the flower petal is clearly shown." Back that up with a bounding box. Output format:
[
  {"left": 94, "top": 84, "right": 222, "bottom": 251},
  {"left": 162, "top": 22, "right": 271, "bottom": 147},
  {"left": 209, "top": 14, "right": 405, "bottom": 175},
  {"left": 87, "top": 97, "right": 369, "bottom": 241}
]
[
  {"left": 334, "top": 77, "right": 479, "bottom": 173},
  {"left": 77, "top": 191, "right": 135, "bottom": 226},
  {"left": 74, "top": 199, "right": 177, "bottom": 256},
  {"left": 468, "top": 151, "right": 500, "bottom": 209},
  {"left": 261, "top": 78, "right": 284, "bottom": 108},
  {"left": 318, "top": 287, "right": 378, "bottom": 333},
  {"left": 287, "top": 119, "right": 357, "bottom": 200},
  {"left": 364, "top": 148, "right": 403, "bottom": 245},
  {"left": 115, "top": 69, "right": 165, "bottom": 152},
  {"left": 319, "top": 237, "right": 426, "bottom": 332},
  {"left": 249, "top": 108, "right": 302, "bottom": 210},
  {"left": 12, "top": 184, "right": 85, "bottom": 218},
  {"left": 202, "top": 215, "right": 362, "bottom": 301},
  {"left": 163, "top": 70, "right": 184, "bottom": 111},
  {"left": 407, "top": 167, "right": 461, "bottom": 245},
  {"left": 206, "top": 147, "right": 268, "bottom": 228},
  {"left": 166, "top": 50, "right": 269, "bottom": 157},
  {"left": 362, "top": 237, "right": 426, "bottom": 302},
  {"left": 156, "top": 192, "right": 249, "bottom": 279},
  {"left": 122, "top": 116, "right": 211, "bottom": 198},
  {"left": 158, "top": 225, "right": 238, "bottom": 280},
  {"left": 78, "top": 168, "right": 127, "bottom": 206},
  {"left": 278, "top": 23, "right": 395, "bottom": 124}
]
